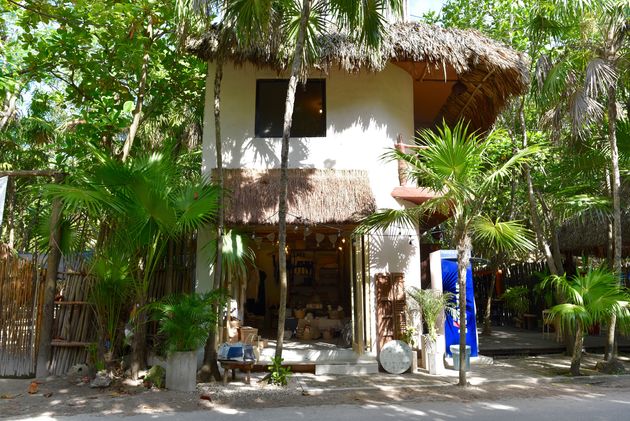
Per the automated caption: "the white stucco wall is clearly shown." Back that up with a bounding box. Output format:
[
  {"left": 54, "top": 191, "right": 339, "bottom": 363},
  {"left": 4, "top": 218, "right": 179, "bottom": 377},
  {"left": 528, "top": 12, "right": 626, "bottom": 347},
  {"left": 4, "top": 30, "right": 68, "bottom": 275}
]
[{"left": 197, "top": 61, "right": 422, "bottom": 307}]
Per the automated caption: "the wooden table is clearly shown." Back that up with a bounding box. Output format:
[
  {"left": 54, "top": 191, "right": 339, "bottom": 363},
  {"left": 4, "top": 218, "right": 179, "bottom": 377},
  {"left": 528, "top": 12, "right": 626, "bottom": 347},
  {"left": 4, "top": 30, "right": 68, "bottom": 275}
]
[{"left": 219, "top": 360, "right": 255, "bottom": 384}]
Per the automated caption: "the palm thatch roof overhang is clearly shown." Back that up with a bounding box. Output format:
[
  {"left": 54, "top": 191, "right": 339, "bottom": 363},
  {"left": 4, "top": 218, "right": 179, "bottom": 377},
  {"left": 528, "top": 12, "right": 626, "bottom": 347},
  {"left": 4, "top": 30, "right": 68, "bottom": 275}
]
[
  {"left": 187, "top": 22, "right": 530, "bottom": 130},
  {"left": 215, "top": 169, "right": 376, "bottom": 226},
  {"left": 558, "top": 213, "right": 630, "bottom": 257},
  {"left": 558, "top": 183, "right": 630, "bottom": 257}
]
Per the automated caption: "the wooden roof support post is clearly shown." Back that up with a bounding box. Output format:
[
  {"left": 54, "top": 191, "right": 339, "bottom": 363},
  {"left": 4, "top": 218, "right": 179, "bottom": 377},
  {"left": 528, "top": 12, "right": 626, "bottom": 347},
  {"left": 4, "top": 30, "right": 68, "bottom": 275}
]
[
  {"left": 35, "top": 173, "right": 65, "bottom": 378},
  {"left": 354, "top": 239, "right": 365, "bottom": 355}
]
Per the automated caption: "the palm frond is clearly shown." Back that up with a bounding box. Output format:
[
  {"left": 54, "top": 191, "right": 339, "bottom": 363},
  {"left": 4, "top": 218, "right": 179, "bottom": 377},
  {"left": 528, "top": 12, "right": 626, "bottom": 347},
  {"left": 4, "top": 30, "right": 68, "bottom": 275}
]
[
  {"left": 356, "top": 206, "right": 435, "bottom": 236},
  {"left": 543, "top": 268, "right": 630, "bottom": 335},
  {"left": 205, "top": 229, "right": 256, "bottom": 287},
  {"left": 481, "top": 144, "right": 539, "bottom": 191},
  {"left": 173, "top": 182, "right": 221, "bottom": 235},
  {"left": 568, "top": 87, "right": 604, "bottom": 136},
  {"left": 584, "top": 57, "right": 616, "bottom": 98},
  {"left": 471, "top": 216, "right": 535, "bottom": 254},
  {"left": 225, "top": 0, "right": 275, "bottom": 47}
]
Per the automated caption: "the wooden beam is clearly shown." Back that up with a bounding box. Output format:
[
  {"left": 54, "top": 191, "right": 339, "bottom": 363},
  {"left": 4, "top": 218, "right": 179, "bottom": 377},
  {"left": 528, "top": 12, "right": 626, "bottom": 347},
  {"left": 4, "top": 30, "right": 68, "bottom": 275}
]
[{"left": 457, "top": 69, "right": 496, "bottom": 120}]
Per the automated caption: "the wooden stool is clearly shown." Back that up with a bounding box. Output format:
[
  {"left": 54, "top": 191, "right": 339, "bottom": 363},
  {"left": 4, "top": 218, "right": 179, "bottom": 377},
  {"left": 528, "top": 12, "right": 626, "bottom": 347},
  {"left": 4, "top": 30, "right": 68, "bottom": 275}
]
[{"left": 219, "top": 360, "right": 254, "bottom": 384}]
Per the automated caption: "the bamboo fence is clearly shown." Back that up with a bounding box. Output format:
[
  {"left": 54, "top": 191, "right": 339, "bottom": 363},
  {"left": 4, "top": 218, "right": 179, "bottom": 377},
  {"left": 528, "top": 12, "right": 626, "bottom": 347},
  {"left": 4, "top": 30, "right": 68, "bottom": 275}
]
[
  {"left": 48, "top": 255, "right": 97, "bottom": 376},
  {"left": 1, "top": 236, "right": 197, "bottom": 378},
  {"left": 0, "top": 253, "right": 44, "bottom": 377}
]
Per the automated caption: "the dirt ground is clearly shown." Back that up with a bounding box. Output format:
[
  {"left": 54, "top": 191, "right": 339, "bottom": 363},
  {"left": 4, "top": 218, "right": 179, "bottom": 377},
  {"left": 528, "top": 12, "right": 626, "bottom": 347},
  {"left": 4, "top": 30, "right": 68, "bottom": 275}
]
[{"left": 1, "top": 354, "right": 629, "bottom": 420}]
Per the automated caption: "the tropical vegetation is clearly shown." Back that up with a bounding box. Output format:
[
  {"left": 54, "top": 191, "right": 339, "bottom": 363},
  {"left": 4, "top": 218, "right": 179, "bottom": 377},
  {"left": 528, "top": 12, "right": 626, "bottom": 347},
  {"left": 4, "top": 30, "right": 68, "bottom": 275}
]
[
  {"left": 151, "top": 291, "right": 226, "bottom": 354},
  {"left": 357, "top": 121, "right": 536, "bottom": 385},
  {"left": 407, "top": 287, "right": 455, "bottom": 342},
  {"left": 46, "top": 150, "right": 221, "bottom": 377},
  {"left": 0, "top": 0, "right": 627, "bottom": 385},
  {"left": 542, "top": 268, "right": 630, "bottom": 375}
]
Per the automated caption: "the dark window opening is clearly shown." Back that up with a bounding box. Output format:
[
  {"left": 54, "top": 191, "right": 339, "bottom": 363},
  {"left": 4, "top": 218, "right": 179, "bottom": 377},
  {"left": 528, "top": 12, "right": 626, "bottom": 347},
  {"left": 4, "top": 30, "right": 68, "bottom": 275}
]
[{"left": 255, "top": 79, "right": 326, "bottom": 138}]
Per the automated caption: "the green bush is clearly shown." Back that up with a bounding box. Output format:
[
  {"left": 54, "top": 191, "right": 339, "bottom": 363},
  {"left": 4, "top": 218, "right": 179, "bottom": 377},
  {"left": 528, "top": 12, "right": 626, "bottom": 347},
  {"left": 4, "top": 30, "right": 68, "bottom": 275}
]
[
  {"left": 500, "top": 286, "right": 530, "bottom": 317},
  {"left": 267, "top": 356, "right": 291, "bottom": 386},
  {"left": 151, "top": 290, "right": 226, "bottom": 354}
]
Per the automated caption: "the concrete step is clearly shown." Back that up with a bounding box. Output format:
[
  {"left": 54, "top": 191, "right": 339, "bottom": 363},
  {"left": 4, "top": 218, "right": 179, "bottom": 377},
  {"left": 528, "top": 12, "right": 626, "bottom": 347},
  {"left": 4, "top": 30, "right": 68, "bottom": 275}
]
[
  {"left": 315, "top": 360, "right": 379, "bottom": 375},
  {"left": 444, "top": 354, "right": 494, "bottom": 368},
  {"left": 259, "top": 347, "right": 357, "bottom": 363}
]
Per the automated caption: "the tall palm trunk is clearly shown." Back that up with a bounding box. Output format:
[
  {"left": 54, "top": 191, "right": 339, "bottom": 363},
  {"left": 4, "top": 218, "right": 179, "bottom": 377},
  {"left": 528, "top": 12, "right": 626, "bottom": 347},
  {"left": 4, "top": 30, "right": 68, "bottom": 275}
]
[
  {"left": 201, "top": 57, "right": 225, "bottom": 382},
  {"left": 456, "top": 231, "right": 471, "bottom": 386},
  {"left": 519, "top": 100, "right": 559, "bottom": 276},
  {"left": 570, "top": 319, "right": 584, "bottom": 376},
  {"left": 605, "top": 83, "right": 621, "bottom": 361},
  {"left": 275, "top": 0, "right": 311, "bottom": 359}
]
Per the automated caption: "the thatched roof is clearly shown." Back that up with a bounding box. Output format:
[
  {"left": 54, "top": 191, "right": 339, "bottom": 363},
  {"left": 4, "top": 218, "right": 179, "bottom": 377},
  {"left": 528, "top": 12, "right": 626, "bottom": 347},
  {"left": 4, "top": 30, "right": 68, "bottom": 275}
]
[
  {"left": 217, "top": 168, "right": 376, "bottom": 225},
  {"left": 558, "top": 212, "right": 630, "bottom": 257},
  {"left": 187, "top": 22, "right": 529, "bottom": 130},
  {"left": 559, "top": 183, "right": 630, "bottom": 256}
]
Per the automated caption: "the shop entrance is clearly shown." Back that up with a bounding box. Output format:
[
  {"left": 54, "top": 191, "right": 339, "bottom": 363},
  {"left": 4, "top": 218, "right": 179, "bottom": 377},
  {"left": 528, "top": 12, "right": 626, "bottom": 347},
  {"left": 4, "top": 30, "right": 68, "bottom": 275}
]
[{"left": 242, "top": 226, "right": 352, "bottom": 345}]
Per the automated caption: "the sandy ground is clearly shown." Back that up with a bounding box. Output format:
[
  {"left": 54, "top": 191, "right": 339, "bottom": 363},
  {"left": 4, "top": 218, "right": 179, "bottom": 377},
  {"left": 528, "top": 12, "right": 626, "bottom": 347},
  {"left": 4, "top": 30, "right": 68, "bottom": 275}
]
[{"left": 1, "top": 353, "right": 629, "bottom": 420}]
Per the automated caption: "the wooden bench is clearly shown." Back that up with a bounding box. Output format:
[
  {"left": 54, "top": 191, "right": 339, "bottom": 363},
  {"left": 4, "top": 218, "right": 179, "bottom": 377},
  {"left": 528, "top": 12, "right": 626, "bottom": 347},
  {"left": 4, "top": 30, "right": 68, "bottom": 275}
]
[{"left": 219, "top": 360, "right": 255, "bottom": 384}]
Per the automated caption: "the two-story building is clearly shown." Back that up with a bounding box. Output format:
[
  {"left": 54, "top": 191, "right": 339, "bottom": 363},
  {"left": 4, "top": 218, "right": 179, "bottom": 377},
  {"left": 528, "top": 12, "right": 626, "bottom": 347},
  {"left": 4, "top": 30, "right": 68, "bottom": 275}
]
[{"left": 188, "top": 20, "right": 528, "bottom": 361}]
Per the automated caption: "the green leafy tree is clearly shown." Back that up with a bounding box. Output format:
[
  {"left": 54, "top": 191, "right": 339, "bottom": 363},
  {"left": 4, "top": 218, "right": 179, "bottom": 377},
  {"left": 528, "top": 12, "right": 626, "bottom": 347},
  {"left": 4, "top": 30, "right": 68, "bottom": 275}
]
[
  {"left": 530, "top": 0, "right": 629, "bottom": 358},
  {"left": 358, "top": 121, "right": 535, "bottom": 386}
]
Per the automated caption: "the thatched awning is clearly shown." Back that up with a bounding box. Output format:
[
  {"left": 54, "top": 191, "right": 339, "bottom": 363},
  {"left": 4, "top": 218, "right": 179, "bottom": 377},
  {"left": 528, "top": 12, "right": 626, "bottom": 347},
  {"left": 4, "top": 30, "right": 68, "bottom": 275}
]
[
  {"left": 187, "top": 22, "right": 529, "bottom": 130},
  {"left": 218, "top": 169, "right": 376, "bottom": 225},
  {"left": 558, "top": 213, "right": 630, "bottom": 257}
]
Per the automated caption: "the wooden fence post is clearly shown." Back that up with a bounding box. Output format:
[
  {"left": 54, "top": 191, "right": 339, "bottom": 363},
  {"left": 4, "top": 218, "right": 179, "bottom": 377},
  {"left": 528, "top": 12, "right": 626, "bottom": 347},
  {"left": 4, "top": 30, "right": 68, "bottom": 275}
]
[{"left": 35, "top": 174, "right": 64, "bottom": 378}]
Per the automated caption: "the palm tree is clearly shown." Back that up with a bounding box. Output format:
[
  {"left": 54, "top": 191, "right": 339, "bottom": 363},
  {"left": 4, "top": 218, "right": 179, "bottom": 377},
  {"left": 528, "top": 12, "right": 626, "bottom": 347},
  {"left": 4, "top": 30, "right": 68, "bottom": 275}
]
[
  {"left": 542, "top": 268, "right": 630, "bottom": 376},
  {"left": 207, "top": 229, "right": 256, "bottom": 325},
  {"left": 175, "top": 0, "right": 234, "bottom": 381},
  {"left": 222, "top": 0, "right": 404, "bottom": 360},
  {"left": 47, "top": 149, "right": 221, "bottom": 378},
  {"left": 357, "top": 121, "right": 536, "bottom": 386},
  {"left": 531, "top": 0, "right": 628, "bottom": 359}
]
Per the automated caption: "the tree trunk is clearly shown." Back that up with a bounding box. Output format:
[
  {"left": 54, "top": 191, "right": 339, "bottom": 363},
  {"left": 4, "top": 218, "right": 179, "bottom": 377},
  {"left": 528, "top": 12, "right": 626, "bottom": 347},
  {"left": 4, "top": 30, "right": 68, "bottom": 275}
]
[
  {"left": 201, "top": 57, "right": 225, "bottom": 383},
  {"left": 130, "top": 299, "right": 147, "bottom": 380},
  {"left": 4, "top": 177, "right": 16, "bottom": 247},
  {"left": 456, "top": 232, "right": 471, "bottom": 387},
  {"left": 570, "top": 319, "right": 583, "bottom": 376},
  {"left": 605, "top": 171, "right": 614, "bottom": 268},
  {"left": 0, "top": 91, "right": 18, "bottom": 130},
  {"left": 550, "top": 225, "right": 564, "bottom": 275},
  {"left": 275, "top": 0, "right": 311, "bottom": 360},
  {"left": 35, "top": 175, "right": 64, "bottom": 378},
  {"left": 482, "top": 267, "right": 498, "bottom": 336},
  {"left": 121, "top": 18, "right": 153, "bottom": 162},
  {"left": 606, "top": 83, "right": 621, "bottom": 361},
  {"left": 519, "top": 100, "right": 559, "bottom": 276}
]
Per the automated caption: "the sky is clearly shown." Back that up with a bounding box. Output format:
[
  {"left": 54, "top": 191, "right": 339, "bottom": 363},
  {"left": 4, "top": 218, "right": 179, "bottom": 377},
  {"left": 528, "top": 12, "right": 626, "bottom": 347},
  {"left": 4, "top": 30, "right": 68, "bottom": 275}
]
[{"left": 408, "top": 0, "right": 444, "bottom": 19}]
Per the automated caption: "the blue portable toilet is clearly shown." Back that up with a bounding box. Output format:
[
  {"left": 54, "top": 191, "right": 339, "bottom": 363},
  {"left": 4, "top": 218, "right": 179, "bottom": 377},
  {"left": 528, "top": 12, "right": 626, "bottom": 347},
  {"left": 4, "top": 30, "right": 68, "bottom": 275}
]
[{"left": 437, "top": 250, "right": 478, "bottom": 357}]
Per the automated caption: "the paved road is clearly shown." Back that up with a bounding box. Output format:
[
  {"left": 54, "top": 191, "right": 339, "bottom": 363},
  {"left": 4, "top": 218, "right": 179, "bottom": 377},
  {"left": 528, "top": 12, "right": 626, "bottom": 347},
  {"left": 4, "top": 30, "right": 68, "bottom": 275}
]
[{"left": 19, "top": 390, "right": 630, "bottom": 421}]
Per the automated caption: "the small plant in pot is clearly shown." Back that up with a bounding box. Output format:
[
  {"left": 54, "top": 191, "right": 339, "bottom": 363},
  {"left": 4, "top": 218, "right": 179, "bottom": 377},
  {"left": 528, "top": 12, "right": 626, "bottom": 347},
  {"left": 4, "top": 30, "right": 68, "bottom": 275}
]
[
  {"left": 407, "top": 287, "right": 455, "bottom": 375},
  {"left": 151, "top": 290, "right": 225, "bottom": 392}
]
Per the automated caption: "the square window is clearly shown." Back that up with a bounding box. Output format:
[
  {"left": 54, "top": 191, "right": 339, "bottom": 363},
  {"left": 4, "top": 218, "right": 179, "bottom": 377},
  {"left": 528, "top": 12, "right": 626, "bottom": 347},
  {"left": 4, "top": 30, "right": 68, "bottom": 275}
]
[{"left": 255, "top": 79, "right": 326, "bottom": 138}]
